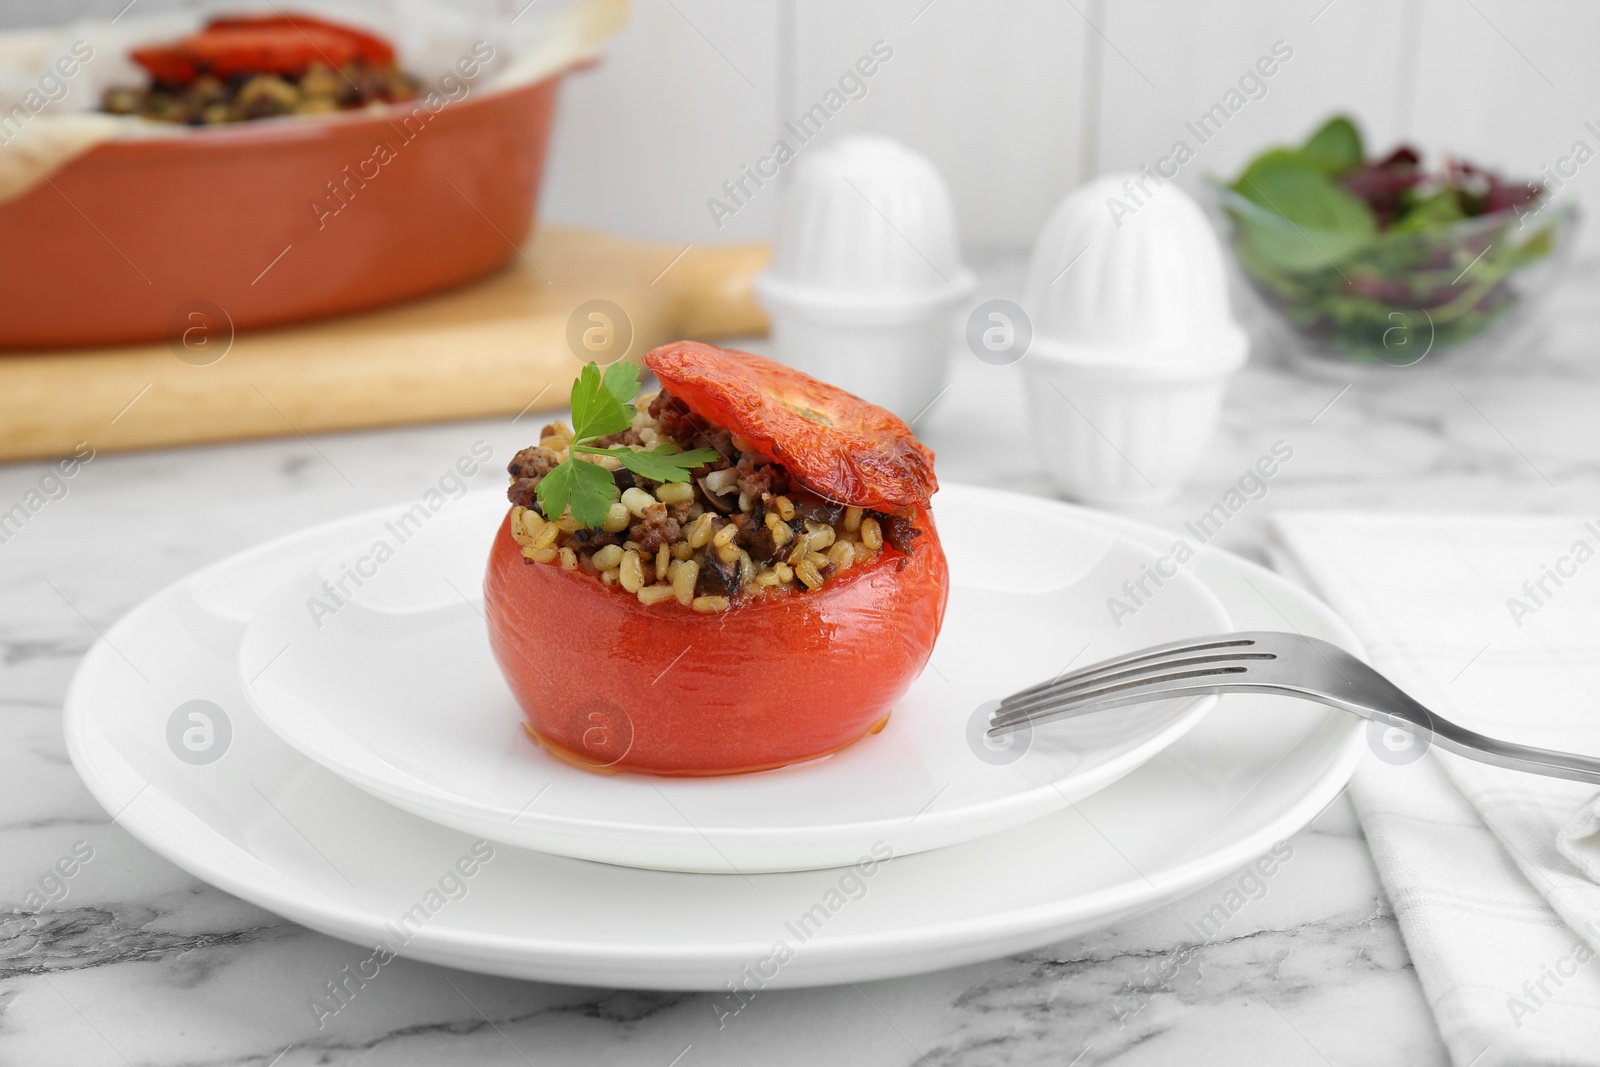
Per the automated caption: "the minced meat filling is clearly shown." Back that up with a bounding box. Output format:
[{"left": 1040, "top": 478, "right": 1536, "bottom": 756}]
[{"left": 505, "top": 389, "right": 922, "bottom": 611}]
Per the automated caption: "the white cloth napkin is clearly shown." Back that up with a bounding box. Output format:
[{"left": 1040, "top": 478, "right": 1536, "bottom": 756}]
[{"left": 1270, "top": 512, "right": 1600, "bottom": 1066}]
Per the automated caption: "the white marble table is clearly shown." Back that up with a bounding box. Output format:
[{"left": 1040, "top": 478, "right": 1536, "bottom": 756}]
[{"left": 7, "top": 253, "right": 1599, "bottom": 1066}]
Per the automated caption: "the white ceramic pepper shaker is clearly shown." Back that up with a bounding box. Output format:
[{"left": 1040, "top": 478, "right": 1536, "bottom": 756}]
[
  {"left": 755, "top": 134, "right": 975, "bottom": 422},
  {"left": 1020, "top": 174, "right": 1248, "bottom": 506}
]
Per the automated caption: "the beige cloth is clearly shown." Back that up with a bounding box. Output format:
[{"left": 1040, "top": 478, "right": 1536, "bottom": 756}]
[{"left": 0, "top": 113, "right": 119, "bottom": 204}]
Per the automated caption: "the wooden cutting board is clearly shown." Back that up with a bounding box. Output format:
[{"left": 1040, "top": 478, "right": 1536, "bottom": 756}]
[{"left": 0, "top": 227, "right": 768, "bottom": 462}]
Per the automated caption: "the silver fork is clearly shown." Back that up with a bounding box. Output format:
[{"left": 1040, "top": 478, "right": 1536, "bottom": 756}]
[{"left": 987, "top": 631, "right": 1600, "bottom": 785}]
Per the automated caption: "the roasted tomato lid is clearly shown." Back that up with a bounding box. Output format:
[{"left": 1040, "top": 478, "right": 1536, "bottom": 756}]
[
  {"left": 643, "top": 341, "right": 938, "bottom": 511},
  {"left": 132, "top": 13, "right": 395, "bottom": 85}
]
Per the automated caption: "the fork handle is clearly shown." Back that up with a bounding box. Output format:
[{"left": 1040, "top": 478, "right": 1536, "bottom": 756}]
[
  {"left": 1236, "top": 681, "right": 1600, "bottom": 786},
  {"left": 1019, "top": 679, "right": 1600, "bottom": 787},
  {"left": 1358, "top": 697, "right": 1600, "bottom": 786}
]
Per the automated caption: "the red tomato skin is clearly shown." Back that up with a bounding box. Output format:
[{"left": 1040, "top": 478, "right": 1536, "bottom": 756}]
[
  {"left": 483, "top": 508, "right": 949, "bottom": 776},
  {"left": 205, "top": 14, "right": 398, "bottom": 66},
  {"left": 644, "top": 342, "right": 938, "bottom": 512},
  {"left": 182, "top": 28, "right": 358, "bottom": 79},
  {"left": 130, "top": 14, "right": 392, "bottom": 85},
  {"left": 130, "top": 46, "right": 199, "bottom": 85}
]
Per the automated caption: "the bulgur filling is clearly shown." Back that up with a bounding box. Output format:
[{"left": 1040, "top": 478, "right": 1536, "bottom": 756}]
[
  {"left": 103, "top": 63, "right": 419, "bottom": 125},
  {"left": 505, "top": 389, "right": 923, "bottom": 612}
]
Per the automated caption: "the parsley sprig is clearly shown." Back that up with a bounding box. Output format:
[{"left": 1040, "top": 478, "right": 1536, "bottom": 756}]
[{"left": 535, "top": 361, "right": 721, "bottom": 529}]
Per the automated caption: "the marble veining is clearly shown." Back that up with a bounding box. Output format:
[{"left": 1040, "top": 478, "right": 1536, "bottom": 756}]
[{"left": 6, "top": 253, "right": 1600, "bottom": 1065}]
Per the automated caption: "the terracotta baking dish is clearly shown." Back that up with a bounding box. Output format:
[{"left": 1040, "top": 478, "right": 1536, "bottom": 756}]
[{"left": 0, "top": 76, "right": 561, "bottom": 349}]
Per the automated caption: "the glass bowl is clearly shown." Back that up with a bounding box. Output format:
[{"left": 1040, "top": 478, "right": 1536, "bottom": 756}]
[{"left": 1206, "top": 180, "right": 1580, "bottom": 367}]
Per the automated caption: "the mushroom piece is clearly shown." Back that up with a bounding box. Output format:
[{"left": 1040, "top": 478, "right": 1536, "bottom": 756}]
[
  {"left": 697, "top": 546, "right": 742, "bottom": 596},
  {"left": 696, "top": 474, "right": 740, "bottom": 514}
]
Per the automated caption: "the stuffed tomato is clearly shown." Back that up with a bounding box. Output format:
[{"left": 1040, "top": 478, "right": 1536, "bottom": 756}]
[{"left": 483, "top": 340, "right": 949, "bottom": 776}]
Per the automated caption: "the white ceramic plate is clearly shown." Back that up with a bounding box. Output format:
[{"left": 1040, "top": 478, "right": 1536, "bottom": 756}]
[
  {"left": 63, "top": 484, "right": 1366, "bottom": 990},
  {"left": 235, "top": 489, "right": 1227, "bottom": 873}
]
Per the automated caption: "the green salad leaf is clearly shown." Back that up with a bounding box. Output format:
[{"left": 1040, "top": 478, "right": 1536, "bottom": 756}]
[
  {"left": 1299, "top": 115, "right": 1364, "bottom": 176},
  {"left": 1389, "top": 189, "right": 1465, "bottom": 233},
  {"left": 1234, "top": 150, "right": 1374, "bottom": 234},
  {"left": 1234, "top": 150, "right": 1376, "bottom": 270},
  {"left": 1223, "top": 113, "right": 1563, "bottom": 361}
]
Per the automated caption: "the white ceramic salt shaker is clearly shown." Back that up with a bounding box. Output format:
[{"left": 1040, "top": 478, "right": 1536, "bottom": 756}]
[
  {"left": 1020, "top": 174, "right": 1248, "bottom": 507},
  {"left": 756, "top": 135, "right": 975, "bottom": 422}
]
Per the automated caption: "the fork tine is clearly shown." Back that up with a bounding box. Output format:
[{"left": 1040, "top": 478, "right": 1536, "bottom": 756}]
[
  {"left": 1002, "top": 635, "right": 1262, "bottom": 707},
  {"left": 995, "top": 651, "right": 1276, "bottom": 721},
  {"left": 988, "top": 666, "right": 1252, "bottom": 734}
]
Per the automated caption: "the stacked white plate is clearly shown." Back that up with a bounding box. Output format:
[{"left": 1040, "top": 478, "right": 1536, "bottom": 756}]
[{"left": 64, "top": 483, "right": 1364, "bottom": 989}]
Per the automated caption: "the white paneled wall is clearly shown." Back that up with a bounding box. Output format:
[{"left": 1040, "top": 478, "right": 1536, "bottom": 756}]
[
  {"left": 540, "top": 0, "right": 780, "bottom": 243},
  {"left": 545, "top": 0, "right": 1093, "bottom": 247},
  {"left": 785, "top": 0, "right": 1092, "bottom": 247},
  {"left": 543, "top": 0, "right": 1600, "bottom": 255},
  {"left": 7, "top": 0, "right": 1600, "bottom": 254},
  {"left": 1091, "top": 0, "right": 1416, "bottom": 190},
  {"left": 1409, "top": 0, "right": 1600, "bottom": 217}
]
